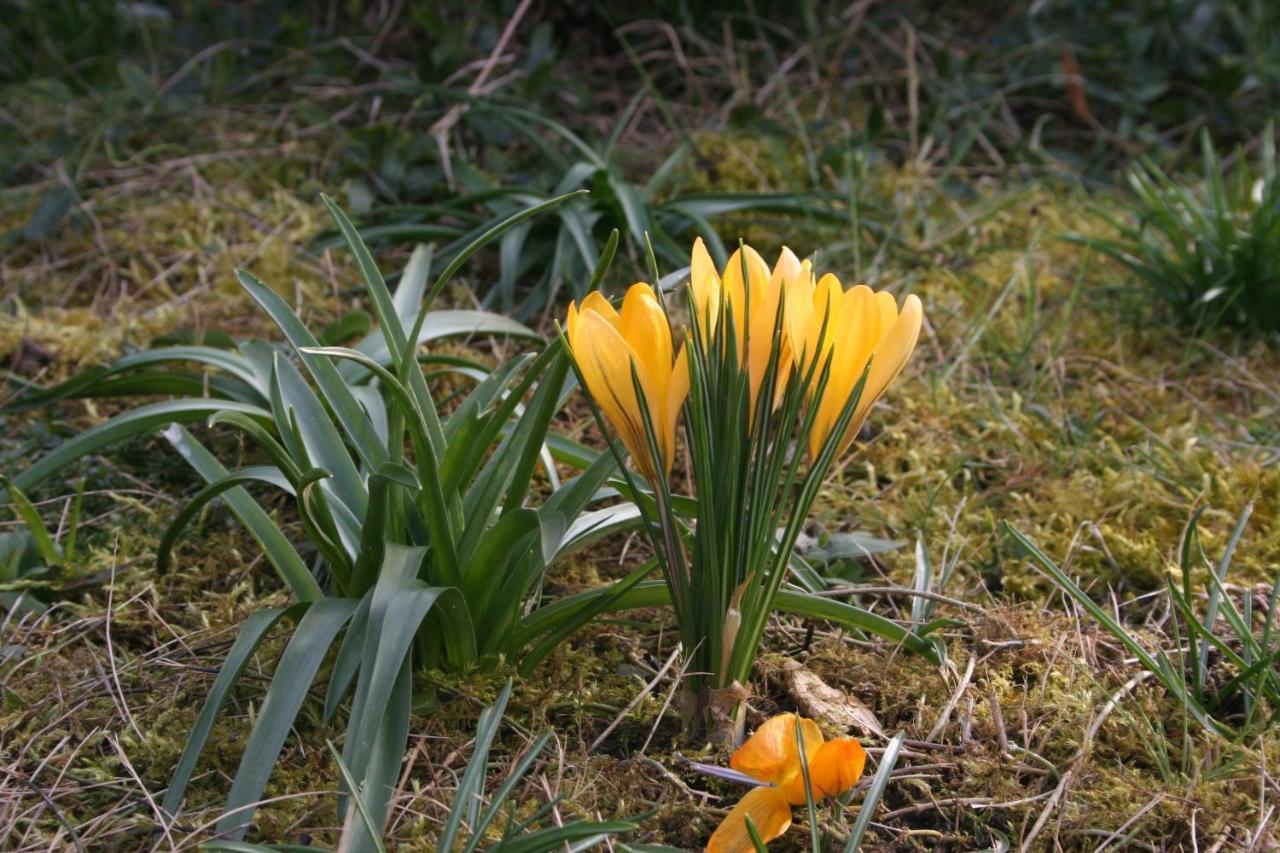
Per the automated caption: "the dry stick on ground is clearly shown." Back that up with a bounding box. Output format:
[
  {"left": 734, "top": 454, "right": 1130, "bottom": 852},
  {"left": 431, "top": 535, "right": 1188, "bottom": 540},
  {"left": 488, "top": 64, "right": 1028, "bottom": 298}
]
[
  {"left": 431, "top": 0, "right": 534, "bottom": 190},
  {"left": 1093, "top": 792, "right": 1168, "bottom": 853},
  {"left": 638, "top": 645, "right": 696, "bottom": 756},
  {"left": 591, "top": 644, "right": 683, "bottom": 752},
  {"left": 926, "top": 655, "right": 974, "bottom": 742},
  {"left": 1019, "top": 670, "right": 1154, "bottom": 852}
]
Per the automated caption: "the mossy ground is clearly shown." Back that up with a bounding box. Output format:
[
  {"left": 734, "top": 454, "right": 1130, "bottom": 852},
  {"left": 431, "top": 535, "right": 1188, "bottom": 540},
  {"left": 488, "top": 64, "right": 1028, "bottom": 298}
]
[{"left": 2, "top": 83, "right": 1277, "bottom": 853}]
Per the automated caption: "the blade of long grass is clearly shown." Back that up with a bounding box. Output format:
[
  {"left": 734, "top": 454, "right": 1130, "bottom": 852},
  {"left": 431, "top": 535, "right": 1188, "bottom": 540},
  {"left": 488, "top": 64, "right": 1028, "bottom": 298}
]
[
  {"left": 843, "top": 732, "right": 905, "bottom": 851},
  {"left": 328, "top": 741, "right": 389, "bottom": 853},
  {"left": 499, "top": 822, "right": 638, "bottom": 853},
  {"left": 1006, "top": 522, "right": 1221, "bottom": 733},
  {"left": 1, "top": 479, "right": 60, "bottom": 565},
  {"left": 438, "top": 680, "right": 514, "bottom": 851},
  {"left": 460, "top": 729, "right": 555, "bottom": 853},
  {"left": 1197, "top": 504, "right": 1253, "bottom": 685}
]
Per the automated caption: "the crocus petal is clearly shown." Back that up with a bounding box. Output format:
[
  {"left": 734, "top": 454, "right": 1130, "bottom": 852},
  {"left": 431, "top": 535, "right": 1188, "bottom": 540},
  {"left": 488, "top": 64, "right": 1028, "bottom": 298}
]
[
  {"left": 744, "top": 247, "right": 801, "bottom": 408},
  {"left": 691, "top": 237, "right": 723, "bottom": 337},
  {"left": 784, "top": 260, "right": 818, "bottom": 369},
  {"left": 667, "top": 343, "right": 691, "bottom": 434},
  {"left": 730, "top": 713, "right": 825, "bottom": 786},
  {"left": 571, "top": 310, "right": 656, "bottom": 481},
  {"left": 720, "top": 245, "right": 769, "bottom": 355},
  {"left": 618, "top": 283, "right": 673, "bottom": 400},
  {"left": 781, "top": 737, "right": 867, "bottom": 804},
  {"left": 580, "top": 290, "right": 619, "bottom": 326},
  {"left": 706, "top": 787, "right": 793, "bottom": 853},
  {"left": 844, "top": 293, "right": 922, "bottom": 452}
]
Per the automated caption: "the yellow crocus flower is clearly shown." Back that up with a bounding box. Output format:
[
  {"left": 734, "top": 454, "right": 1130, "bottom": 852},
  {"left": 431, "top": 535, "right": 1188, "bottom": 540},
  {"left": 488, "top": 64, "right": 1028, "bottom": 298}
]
[
  {"left": 796, "top": 277, "right": 923, "bottom": 461},
  {"left": 565, "top": 284, "right": 689, "bottom": 483},
  {"left": 707, "top": 713, "right": 866, "bottom": 852},
  {"left": 690, "top": 238, "right": 811, "bottom": 410}
]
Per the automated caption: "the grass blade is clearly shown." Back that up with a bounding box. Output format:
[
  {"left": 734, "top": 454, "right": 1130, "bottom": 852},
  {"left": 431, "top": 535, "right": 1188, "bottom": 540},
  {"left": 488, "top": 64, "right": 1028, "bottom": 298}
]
[{"left": 843, "top": 732, "right": 905, "bottom": 851}]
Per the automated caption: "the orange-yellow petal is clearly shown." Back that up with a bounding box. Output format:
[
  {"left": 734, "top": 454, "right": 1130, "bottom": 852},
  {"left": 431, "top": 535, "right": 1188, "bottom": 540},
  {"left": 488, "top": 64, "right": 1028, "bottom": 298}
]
[
  {"left": 706, "top": 787, "right": 793, "bottom": 853},
  {"left": 617, "top": 283, "right": 673, "bottom": 402},
  {"left": 730, "top": 713, "right": 824, "bottom": 786},
  {"left": 843, "top": 292, "right": 922, "bottom": 454},
  {"left": 781, "top": 737, "right": 866, "bottom": 804},
  {"left": 571, "top": 310, "right": 655, "bottom": 481},
  {"left": 720, "top": 245, "right": 769, "bottom": 354},
  {"left": 691, "top": 237, "right": 723, "bottom": 338},
  {"left": 580, "top": 290, "right": 619, "bottom": 325}
]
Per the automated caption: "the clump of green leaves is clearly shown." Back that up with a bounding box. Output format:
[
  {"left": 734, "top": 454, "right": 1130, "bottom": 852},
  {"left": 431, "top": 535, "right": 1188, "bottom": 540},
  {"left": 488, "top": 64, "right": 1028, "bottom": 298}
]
[
  {"left": 1009, "top": 504, "right": 1279, "bottom": 741},
  {"left": 322, "top": 95, "right": 857, "bottom": 319},
  {"left": 0, "top": 478, "right": 89, "bottom": 616},
  {"left": 1078, "top": 129, "right": 1280, "bottom": 333},
  {"left": 9, "top": 191, "right": 642, "bottom": 847}
]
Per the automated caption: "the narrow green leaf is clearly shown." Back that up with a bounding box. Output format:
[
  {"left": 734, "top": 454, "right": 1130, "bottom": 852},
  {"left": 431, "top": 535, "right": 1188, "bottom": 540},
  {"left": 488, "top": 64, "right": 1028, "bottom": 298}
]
[
  {"left": 156, "top": 465, "right": 309, "bottom": 574},
  {"left": 843, "top": 732, "right": 905, "bottom": 852},
  {"left": 218, "top": 598, "right": 358, "bottom": 840},
  {"left": 163, "top": 425, "right": 321, "bottom": 602},
  {"left": 1, "top": 479, "right": 59, "bottom": 565},
  {"left": 12, "top": 400, "right": 271, "bottom": 494},
  {"left": 162, "top": 605, "right": 308, "bottom": 817},
  {"left": 329, "top": 740, "right": 390, "bottom": 853},
  {"left": 438, "top": 680, "right": 513, "bottom": 851}
]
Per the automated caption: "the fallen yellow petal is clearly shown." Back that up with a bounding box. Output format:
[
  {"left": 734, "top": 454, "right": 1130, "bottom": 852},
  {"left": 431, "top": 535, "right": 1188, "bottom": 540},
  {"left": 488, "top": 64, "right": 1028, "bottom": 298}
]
[{"left": 706, "top": 786, "right": 793, "bottom": 853}]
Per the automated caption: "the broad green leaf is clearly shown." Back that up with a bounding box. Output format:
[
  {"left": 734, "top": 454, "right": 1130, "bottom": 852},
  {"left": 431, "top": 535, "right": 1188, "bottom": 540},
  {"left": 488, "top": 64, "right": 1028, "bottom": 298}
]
[
  {"left": 337, "top": 656, "right": 409, "bottom": 853},
  {"left": 218, "top": 598, "right": 359, "bottom": 840},
  {"left": 271, "top": 352, "right": 368, "bottom": 519},
  {"left": 237, "top": 269, "right": 387, "bottom": 470},
  {"left": 162, "top": 604, "right": 308, "bottom": 817},
  {"left": 343, "top": 546, "right": 475, "bottom": 790}
]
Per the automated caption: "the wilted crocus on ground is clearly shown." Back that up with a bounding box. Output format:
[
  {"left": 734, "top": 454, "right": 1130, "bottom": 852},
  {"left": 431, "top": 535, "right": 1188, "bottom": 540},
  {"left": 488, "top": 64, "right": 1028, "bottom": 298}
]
[
  {"left": 706, "top": 713, "right": 866, "bottom": 852},
  {"left": 564, "top": 239, "right": 925, "bottom": 743}
]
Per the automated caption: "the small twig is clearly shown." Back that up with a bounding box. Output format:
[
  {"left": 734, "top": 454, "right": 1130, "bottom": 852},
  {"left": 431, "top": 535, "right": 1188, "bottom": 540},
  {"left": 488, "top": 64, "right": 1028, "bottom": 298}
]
[
  {"left": 641, "top": 648, "right": 692, "bottom": 755},
  {"left": 102, "top": 542, "right": 142, "bottom": 741},
  {"left": 1093, "top": 792, "right": 1167, "bottom": 853},
  {"left": 431, "top": 0, "right": 535, "bottom": 189},
  {"left": 1020, "top": 671, "right": 1153, "bottom": 852},
  {"left": 591, "top": 644, "right": 682, "bottom": 752},
  {"left": 989, "top": 685, "right": 1009, "bottom": 756},
  {"left": 926, "top": 655, "right": 974, "bottom": 742}
]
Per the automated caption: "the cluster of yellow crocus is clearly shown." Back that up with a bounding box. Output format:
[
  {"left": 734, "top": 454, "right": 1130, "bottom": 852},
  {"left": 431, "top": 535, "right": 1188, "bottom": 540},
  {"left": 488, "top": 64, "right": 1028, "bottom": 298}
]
[
  {"left": 690, "top": 237, "right": 922, "bottom": 459},
  {"left": 707, "top": 713, "right": 866, "bottom": 852},
  {"left": 565, "top": 239, "right": 923, "bottom": 480}
]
